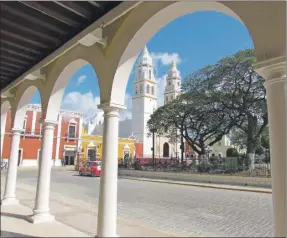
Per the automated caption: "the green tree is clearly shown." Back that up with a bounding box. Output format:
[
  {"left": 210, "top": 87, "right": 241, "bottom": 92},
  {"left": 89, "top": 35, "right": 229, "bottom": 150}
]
[
  {"left": 148, "top": 93, "right": 238, "bottom": 159},
  {"left": 184, "top": 49, "right": 268, "bottom": 170}
]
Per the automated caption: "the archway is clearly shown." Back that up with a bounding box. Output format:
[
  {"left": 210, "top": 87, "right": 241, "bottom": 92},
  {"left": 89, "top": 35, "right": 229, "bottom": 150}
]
[
  {"left": 9, "top": 86, "right": 42, "bottom": 167},
  {"left": 163, "top": 143, "right": 170, "bottom": 158},
  {"left": 1, "top": 100, "right": 11, "bottom": 159},
  {"left": 109, "top": 1, "right": 258, "bottom": 106}
]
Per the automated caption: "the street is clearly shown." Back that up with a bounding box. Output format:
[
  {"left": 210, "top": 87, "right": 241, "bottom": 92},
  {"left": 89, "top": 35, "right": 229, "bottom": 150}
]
[{"left": 1, "top": 169, "right": 273, "bottom": 237}]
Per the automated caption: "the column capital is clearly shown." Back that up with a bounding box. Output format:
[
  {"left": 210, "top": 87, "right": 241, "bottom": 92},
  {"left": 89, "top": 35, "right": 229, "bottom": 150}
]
[
  {"left": 41, "top": 119, "right": 57, "bottom": 128},
  {"left": 253, "top": 56, "right": 286, "bottom": 88},
  {"left": 98, "top": 102, "right": 126, "bottom": 113},
  {"left": 11, "top": 128, "right": 24, "bottom": 134}
]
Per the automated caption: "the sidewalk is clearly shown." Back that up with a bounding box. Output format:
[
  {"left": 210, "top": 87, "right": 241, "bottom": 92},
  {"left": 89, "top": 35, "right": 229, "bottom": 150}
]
[
  {"left": 1, "top": 204, "right": 90, "bottom": 237},
  {"left": 122, "top": 177, "right": 272, "bottom": 194},
  {"left": 1, "top": 181, "right": 180, "bottom": 237},
  {"left": 16, "top": 165, "right": 75, "bottom": 171}
]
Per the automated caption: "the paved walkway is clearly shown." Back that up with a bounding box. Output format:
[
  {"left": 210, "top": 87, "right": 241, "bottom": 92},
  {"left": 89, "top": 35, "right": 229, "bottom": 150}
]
[
  {"left": 1, "top": 204, "right": 89, "bottom": 237},
  {"left": 1, "top": 172, "right": 178, "bottom": 237},
  {"left": 1, "top": 169, "right": 273, "bottom": 237}
]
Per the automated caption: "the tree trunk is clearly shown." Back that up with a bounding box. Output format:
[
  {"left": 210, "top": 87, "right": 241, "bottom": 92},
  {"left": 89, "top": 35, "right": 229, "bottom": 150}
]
[{"left": 247, "top": 115, "right": 258, "bottom": 170}]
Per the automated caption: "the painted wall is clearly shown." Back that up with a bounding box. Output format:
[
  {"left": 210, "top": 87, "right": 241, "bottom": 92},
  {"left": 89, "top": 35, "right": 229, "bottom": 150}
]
[
  {"left": 81, "top": 127, "right": 136, "bottom": 162},
  {"left": 2, "top": 105, "right": 82, "bottom": 167}
]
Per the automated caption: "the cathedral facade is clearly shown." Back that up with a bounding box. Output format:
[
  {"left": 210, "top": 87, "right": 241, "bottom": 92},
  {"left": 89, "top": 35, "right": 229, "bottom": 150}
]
[{"left": 89, "top": 46, "right": 182, "bottom": 158}]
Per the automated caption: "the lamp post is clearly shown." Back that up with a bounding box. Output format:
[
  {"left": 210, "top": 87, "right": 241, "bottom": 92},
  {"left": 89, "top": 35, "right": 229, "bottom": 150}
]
[
  {"left": 180, "top": 123, "right": 184, "bottom": 164},
  {"left": 150, "top": 128, "right": 157, "bottom": 168}
]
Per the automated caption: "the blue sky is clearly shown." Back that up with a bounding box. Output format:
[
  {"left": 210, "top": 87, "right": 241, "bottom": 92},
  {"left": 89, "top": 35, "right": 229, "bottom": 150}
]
[{"left": 30, "top": 11, "right": 254, "bottom": 123}]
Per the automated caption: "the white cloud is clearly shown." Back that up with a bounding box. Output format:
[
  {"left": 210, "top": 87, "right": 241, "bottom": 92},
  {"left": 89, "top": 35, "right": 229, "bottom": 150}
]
[
  {"left": 76, "top": 75, "right": 86, "bottom": 85},
  {"left": 150, "top": 52, "right": 182, "bottom": 66},
  {"left": 61, "top": 91, "right": 133, "bottom": 124}
]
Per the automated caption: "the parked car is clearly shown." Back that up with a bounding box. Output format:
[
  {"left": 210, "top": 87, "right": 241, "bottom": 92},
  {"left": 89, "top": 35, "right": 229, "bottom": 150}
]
[{"left": 79, "top": 161, "right": 102, "bottom": 177}]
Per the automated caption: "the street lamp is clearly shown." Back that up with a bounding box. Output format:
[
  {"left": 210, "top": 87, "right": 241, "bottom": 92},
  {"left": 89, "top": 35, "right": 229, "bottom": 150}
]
[
  {"left": 180, "top": 123, "right": 184, "bottom": 164},
  {"left": 150, "top": 127, "right": 157, "bottom": 168}
]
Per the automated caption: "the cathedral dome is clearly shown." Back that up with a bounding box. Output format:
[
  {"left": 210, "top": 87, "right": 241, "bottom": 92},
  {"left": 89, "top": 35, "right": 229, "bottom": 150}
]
[
  {"left": 138, "top": 45, "right": 153, "bottom": 67},
  {"left": 168, "top": 61, "right": 180, "bottom": 78}
]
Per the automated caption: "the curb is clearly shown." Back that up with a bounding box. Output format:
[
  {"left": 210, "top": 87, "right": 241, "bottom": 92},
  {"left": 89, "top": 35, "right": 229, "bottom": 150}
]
[{"left": 122, "top": 176, "right": 272, "bottom": 194}]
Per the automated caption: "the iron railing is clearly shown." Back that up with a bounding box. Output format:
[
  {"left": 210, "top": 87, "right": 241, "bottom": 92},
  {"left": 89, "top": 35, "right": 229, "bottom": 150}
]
[{"left": 118, "top": 156, "right": 271, "bottom": 177}]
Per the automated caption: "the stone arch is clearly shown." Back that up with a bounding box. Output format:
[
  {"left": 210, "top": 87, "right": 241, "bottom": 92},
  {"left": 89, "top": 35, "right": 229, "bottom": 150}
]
[
  {"left": 106, "top": 1, "right": 262, "bottom": 105},
  {"left": 163, "top": 142, "right": 170, "bottom": 158},
  {"left": 43, "top": 45, "right": 104, "bottom": 122},
  {"left": 1, "top": 99, "right": 11, "bottom": 115},
  {"left": 1, "top": 99, "right": 11, "bottom": 157},
  {"left": 12, "top": 85, "right": 40, "bottom": 129}
]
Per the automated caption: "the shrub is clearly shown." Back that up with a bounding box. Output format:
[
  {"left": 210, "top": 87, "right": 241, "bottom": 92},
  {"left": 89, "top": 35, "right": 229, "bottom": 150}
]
[
  {"left": 226, "top": 148, "right": 239, "bottom": 157},
  {"left": 255, "top": 146, "right": 264, "bottom": 155}
]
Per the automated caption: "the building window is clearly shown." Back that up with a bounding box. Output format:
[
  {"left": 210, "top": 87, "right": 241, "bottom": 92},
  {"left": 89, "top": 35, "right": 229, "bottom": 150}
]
[
  {"left": 218, "top": 141, "right": 222, "bottom": 146},
  {"left": 23, "top": 118, "right": 27, "bottom": 130},
  {"left": 166, "top": 96, "right": 168, "bottom": 102},
  {"left": 22, "top": 116, "right": 27, "bottom": 134},
  {"left": 147, "top": 84, "right": 150, "bottom": 94},
  {"left": 171, "top": 95, "right": 173, "bottom": 100},
  {"left": 135, "top": 86, "right": 138, "bottom": 95},
  {"left": 169, "top": 81, "right": 171, "bottom": 85},
  {"left": 149, "top": 70, "right": 151, "bottom": 79},
  {"left": 87, "top": 148, "right": 97, "bottom": 161},
  {"left": 68, "top": 125, "right": 76, "bottom": 138},
  {"left": 140, "top": 84, "right": 143, "bottom": 93},
  {"left": 178, "top": 82, "right": 180, "bottom": 86},
  {"left": 151, "top": 86, "right": 154, "bottom": 95}
]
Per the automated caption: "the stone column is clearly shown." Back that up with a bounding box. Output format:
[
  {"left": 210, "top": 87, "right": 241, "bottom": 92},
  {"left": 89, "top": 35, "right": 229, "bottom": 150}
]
[
  {"left": 27, "top": 120, "right": 56, "bottom": 223},
  {"left": 96, "top": 103, "right": 125, "bottom": 237},
  {"left": 255, "top": 58, "right": 286, "bottom": 237},
  {"left": 1, "top": 128, "right": 22, "bottom": 206}
]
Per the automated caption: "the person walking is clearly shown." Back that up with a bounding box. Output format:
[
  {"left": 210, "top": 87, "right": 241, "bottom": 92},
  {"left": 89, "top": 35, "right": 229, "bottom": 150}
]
[{"left": 61, "top": 157, "right": 65, "bottom": 167}]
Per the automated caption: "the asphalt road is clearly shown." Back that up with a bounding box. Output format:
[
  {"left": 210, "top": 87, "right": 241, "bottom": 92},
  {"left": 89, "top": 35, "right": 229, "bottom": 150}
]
[{"left": 1, "top": 169, "right": 274, "bottom": 237}]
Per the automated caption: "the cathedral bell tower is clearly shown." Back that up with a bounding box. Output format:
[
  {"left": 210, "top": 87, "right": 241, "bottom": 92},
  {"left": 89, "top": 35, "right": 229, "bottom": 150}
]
[
  {"left": 164, "top": 61, "right": 182, "bottom": 104},
  {"left": 132, "top": 46, "right": 157, "bottom": 157}
]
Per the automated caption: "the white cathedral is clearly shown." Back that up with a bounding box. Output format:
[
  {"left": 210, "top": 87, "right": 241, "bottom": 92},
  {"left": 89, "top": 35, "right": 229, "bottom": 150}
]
[{"left": 88, "top": 46, "right": 182, "bottom": 158}]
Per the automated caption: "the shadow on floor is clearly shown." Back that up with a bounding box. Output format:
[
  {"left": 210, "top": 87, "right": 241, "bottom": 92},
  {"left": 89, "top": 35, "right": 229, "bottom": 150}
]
[
  {"left": 1, "top": 230, "right": 38, "bottom": 237},
  {"left": 1, "top": 212, "right": 28, "bottom": 221}
]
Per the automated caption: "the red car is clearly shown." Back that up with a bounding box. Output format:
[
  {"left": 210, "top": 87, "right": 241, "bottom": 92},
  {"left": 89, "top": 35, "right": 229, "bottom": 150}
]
[{"left": 79, "top": 161, "right": 102, "bottom": 177}]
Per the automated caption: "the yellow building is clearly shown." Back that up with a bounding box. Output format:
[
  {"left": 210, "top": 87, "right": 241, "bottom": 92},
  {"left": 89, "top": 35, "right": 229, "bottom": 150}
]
[
  {"left": 209, "top": 135, "right": 233, "bottom": 157},
  {"left": 80, "top": 127, "right": 136, "bottom": 162}
]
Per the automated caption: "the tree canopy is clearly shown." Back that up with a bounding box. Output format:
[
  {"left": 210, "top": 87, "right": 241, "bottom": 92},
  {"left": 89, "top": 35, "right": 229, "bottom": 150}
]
[{"left": 148, "top": 49, "right": 268, "bottom": 166}]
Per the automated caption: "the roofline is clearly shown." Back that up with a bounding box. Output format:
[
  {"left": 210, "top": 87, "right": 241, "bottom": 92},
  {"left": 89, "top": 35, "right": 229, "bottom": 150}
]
[{"left": 2, "top": 1, "right": 141, "bottom": 94}]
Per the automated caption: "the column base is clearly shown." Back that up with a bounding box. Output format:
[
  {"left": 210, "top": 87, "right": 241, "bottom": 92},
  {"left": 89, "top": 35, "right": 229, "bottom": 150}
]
[
  {"left": 1, "top": 197, "right": 19, "bottom": 206},
  {"left": 26, "top": 212, "right": 55, "bottom": 224}
]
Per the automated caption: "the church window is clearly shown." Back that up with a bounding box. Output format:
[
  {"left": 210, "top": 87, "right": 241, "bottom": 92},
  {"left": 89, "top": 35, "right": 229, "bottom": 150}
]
[
  {"left": 166, "top": 96, "right": 168, "bottom": 102},
  {"left": 171, "top": 96, "right": 173, "bottom": 100},
  {"left": 169, "top": 81, "right": 171, "bottom": 85},
  {"left": 151, "top": 86, "right": 154, "bottom": 95},
  {"left": 177, "top": 82, "right": 180, "bottom": 86},
  {"left": 149, "top": 70, "right": 151, "bottom": 79},
  {"left": 135, "top": 86, "right": 138, "bottom": 95},
  {"left": 147, "top": 85, "right": 150, "bottom": 94},
  {"left": 140, "top": 84, "right": 143, "bottom": 93},
  {"left": 138, "top": 69, "right": 141, "bottom": 79}
]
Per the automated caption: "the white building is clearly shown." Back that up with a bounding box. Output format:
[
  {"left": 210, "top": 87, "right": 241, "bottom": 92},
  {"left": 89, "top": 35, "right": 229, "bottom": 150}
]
[{"left": 89, "top": 46, "right": 182, "bottom": 158}]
